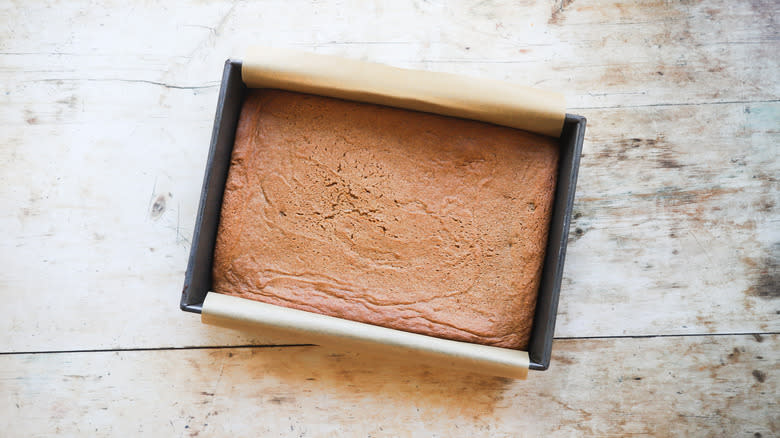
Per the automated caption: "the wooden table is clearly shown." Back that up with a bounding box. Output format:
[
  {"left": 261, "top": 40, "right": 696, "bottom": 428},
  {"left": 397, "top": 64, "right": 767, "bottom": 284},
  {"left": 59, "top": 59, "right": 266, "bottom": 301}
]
[{"left": 1, "top": 1, "right": 777, "bottom": 435}]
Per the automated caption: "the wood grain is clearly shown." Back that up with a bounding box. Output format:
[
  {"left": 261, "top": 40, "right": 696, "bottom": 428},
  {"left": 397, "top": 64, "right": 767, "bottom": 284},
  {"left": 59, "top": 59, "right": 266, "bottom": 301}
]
[
  {"left": 0, "top": 0, "right": 778, "bottom": 433},
  {"left": 561, "top": 102, "right": 779, "bottom": 336},
  {"left": 1, "top": 335, "right": 776, "bottom": 437},
  {"left": 1, "top": 0, "right": 777, "bottom": 351}
]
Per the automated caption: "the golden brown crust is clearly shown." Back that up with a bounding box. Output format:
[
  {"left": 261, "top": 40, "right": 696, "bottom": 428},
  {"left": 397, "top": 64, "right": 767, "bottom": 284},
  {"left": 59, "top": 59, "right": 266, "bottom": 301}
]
[{"left": 212, "top": 89, "right": 559, "bottom": 349}]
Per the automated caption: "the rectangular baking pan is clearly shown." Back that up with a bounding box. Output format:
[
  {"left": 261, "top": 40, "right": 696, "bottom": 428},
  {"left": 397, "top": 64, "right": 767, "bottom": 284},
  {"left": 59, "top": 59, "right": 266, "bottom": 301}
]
[{"left": 181, "top": 59, "right": 585, "bottom": 372}]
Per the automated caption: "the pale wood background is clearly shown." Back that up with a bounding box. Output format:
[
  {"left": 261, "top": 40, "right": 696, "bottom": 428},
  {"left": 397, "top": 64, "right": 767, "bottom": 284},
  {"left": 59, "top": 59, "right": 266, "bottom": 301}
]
[{"left": 1, "top": 0, "right": 777, "bottom": 436}]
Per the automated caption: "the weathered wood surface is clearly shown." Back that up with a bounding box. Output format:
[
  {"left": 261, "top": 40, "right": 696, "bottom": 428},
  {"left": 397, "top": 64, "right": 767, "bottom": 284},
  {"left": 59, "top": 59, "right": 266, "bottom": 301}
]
[
  {"left": 1, "top": 335, "right": 777, "bottom": 437},
  {"left": 0, "top": 0, "right": 778, "bottom": 434},
  {"left": 1, "top": 0, "right": 777, "bottom": 352}
]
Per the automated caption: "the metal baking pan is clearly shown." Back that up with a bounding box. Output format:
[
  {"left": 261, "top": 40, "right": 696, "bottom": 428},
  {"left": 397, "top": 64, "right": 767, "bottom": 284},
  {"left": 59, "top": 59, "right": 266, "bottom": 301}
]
[{"left": 181, "top": 59, "right": 585, "bottom": 371}]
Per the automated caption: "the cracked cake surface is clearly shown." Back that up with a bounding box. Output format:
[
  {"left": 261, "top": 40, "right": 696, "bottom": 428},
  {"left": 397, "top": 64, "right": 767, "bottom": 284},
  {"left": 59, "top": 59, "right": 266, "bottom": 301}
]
[{"left": 212, "top": 89, "right": 560, "bottom": 349}]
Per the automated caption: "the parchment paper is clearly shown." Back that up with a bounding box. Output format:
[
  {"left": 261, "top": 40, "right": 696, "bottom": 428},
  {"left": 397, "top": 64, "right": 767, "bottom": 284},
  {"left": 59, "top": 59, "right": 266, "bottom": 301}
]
[
  {"left": 202, "top": 292, "right": 530, "bottom": 379},
  {"left": 242, "top": 46, "right": 565, "bottom": 138}
]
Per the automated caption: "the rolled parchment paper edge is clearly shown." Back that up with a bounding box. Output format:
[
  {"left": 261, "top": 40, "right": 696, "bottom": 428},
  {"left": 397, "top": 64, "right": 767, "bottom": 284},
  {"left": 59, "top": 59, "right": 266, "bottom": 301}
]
[
  {"left": 242, "top": 46, "right": 565, "bottom": 138},
  {"left": 202, "top": 292, "right": 530, "bottom": 380}
]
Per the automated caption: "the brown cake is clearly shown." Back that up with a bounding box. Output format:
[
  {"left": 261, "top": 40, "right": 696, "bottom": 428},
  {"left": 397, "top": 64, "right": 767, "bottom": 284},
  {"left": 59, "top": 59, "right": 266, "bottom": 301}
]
[{"left": 212, "top": 89, "right": 560, "bottom": 349}]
